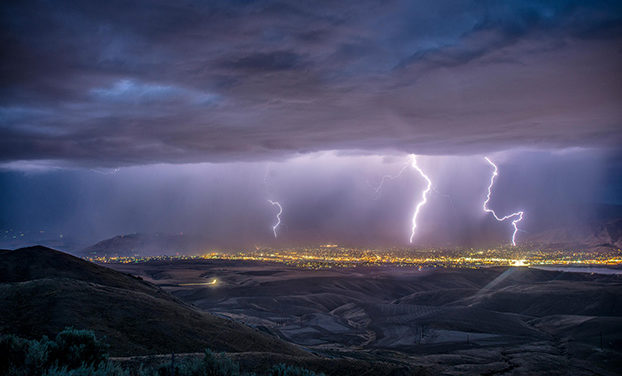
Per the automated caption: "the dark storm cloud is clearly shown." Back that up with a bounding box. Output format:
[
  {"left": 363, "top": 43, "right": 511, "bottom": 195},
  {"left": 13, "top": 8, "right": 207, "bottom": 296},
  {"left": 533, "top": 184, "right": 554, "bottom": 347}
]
[
  {"left": 225, "top": 51, "right": 305, "bottom": 72},
  {"left": 1, "top": 0, "right": 621, "bottom": 167}
]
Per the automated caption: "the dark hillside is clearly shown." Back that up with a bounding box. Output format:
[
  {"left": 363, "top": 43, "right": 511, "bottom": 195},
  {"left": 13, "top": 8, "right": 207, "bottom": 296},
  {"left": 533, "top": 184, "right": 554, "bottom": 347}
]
[{"left": 0, "top": 246, "right": 306, "bottom": 357}]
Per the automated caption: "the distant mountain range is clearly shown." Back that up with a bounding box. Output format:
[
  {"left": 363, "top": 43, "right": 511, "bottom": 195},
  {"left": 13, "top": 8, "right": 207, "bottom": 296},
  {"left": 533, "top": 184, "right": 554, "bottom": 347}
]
[
  {"left": 78, "top": 218, "right": 622, "bottom": 258},
  {"left": 524, "top": 218, "right": 622, "bottom": 250},
  {"left": 80, "top": 232, "right": 207, "bottom": 257}
]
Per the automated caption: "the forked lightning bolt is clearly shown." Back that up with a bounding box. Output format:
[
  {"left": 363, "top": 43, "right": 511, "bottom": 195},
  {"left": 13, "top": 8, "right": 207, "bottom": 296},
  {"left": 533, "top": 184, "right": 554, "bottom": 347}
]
[
  {"left": 268, "top": 200, "right": 283, "bottom": 238},
  {"left": 483, "top": 157, "right": 524, "bottom": 246},
  {"left": 409, "top": 155, "right": 432, "bottom": 244},
  {"left": 371, "top": 162, "right": 411, "bottom": 198}
]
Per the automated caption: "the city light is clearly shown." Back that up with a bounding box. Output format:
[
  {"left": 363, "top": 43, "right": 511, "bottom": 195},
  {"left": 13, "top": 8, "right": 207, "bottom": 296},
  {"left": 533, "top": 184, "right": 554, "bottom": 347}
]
[{"left": 86, "top": 246, "right": 621, "bottom": 270}]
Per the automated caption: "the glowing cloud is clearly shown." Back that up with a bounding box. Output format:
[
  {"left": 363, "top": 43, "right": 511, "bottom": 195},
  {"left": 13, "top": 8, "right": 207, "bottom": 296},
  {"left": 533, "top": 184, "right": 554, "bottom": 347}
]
[{"left": 483, "top": 157, "right": 525, "bottom": 246}]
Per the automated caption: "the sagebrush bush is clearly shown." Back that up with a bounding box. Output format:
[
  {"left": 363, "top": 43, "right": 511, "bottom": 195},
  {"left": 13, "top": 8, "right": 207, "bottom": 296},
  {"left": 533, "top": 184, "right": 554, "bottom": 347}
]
[
  {"left": 269, "top": 363, "right": 324, "bottom": 376},
  {"left": 42, "top": 361, "right": 129, "bottom": 376},
  {"left": 48, "top": 328, "right": 108, "bottom": 369},
  {"left": 203, "top": 349, "right": 240, "bottom": 376},
  {"left": 0, "top": 334, "right": 33, "bottom": 376},
  {"left": 139, "top": 349, "right": 241, "bottom": 376},
  {"left": 0, "top": 331, "right": 322, "bottom": 376},
  {"left": 0, "top": 328, "right": 109, "bottom": 376}
]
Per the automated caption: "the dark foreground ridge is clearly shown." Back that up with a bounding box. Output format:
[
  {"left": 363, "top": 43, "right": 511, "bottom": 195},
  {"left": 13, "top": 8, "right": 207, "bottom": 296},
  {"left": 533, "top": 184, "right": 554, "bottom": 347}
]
[
  {"left": 0, "top": 246, "right": 304, "bottom": 357},
  {"left": 0, "top": 246, "right": 415, "bottom": 375}
]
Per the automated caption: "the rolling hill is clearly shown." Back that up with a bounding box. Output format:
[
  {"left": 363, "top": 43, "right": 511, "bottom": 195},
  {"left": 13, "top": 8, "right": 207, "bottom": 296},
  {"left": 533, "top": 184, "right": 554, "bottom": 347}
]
[{"left": 0, "top": 246, "right": 306, "bottom": 356}]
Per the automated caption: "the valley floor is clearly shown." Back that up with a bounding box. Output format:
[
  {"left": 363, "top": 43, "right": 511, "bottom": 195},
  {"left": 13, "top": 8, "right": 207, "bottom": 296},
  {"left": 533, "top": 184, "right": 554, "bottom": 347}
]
[{"left": 107, "top": 261, "right": 622, "bottom": 375}]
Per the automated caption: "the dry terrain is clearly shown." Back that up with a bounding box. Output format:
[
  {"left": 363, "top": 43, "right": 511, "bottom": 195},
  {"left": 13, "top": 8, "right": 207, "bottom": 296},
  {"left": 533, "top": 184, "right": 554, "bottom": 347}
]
[
  {"left": 108, "top": 260, "right": 622, "bottom": 375},
  {"left": 2, "top": 247, "right": 621, "bottom": 375}
]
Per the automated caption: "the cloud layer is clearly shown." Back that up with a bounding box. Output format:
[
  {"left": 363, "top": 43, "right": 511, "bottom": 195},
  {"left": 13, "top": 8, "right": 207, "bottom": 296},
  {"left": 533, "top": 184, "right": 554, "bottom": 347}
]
[{"left": 1, "top": 0, "right": 621, "bottom": 166}]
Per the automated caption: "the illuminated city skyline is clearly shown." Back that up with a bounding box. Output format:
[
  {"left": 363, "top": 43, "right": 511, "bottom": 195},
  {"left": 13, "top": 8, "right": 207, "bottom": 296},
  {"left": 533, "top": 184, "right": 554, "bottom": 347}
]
[{"left": 86, "top": 245, "right": 622, "bottom": 270}]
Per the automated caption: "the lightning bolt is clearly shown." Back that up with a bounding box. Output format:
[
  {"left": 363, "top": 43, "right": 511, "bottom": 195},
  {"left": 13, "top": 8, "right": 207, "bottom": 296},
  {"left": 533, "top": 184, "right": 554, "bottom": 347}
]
[
  {"left": 409, "top": 155, "right": 432, "bottom": 244},
  {"left": 370, "top": 162, "right": 411, "bottom": 198},
  {"left": 483, "top": 157, "right": 524, "bottom": 246},
  {"left": 267, "top": 200, "right": 282, "bottom": 238},
  {"left": 89, "top": 168, "right": 120, "bottom": 175}
]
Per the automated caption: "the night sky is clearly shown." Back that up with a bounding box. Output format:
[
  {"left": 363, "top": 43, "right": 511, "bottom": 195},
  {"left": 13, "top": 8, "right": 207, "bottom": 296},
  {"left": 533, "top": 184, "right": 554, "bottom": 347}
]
[{"left": 1, "top": 1, "right": 621, "bottom": 250}]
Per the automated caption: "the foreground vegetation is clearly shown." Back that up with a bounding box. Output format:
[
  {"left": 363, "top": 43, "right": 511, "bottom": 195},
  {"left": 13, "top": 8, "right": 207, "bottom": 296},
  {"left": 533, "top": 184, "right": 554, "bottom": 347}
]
[{"left": 0, "top": 329, "right": 323, "bottom": 376}]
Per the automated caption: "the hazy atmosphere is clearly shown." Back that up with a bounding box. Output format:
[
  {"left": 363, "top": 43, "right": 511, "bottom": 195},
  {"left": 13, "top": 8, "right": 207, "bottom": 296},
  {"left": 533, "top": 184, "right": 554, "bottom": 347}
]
[{"left": 1, "top": 149, "right": 622, "bottom": 250}]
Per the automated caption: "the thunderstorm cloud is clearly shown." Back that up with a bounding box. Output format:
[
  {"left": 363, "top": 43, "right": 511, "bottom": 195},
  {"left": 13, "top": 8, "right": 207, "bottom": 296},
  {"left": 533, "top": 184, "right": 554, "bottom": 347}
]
[{"left": 1, "top": 0, "right": 621, "bottom": 167}]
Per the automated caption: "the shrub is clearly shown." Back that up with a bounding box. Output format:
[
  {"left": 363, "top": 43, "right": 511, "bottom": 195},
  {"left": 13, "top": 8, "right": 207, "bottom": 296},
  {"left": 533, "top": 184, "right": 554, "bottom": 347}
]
[
  {"left": 268, "top": 364, "right": 324, "bottom": 376},
  {"left": 48, "top": 328, "right": 108, "bottom": 369},
  {"left": 0, "top": 334, "right": 53, "bottom": 376},
  {"left": 0, "top": 329, "right": 109, "bottom": 376},
  {"left": 1, "top": 332, "right": 321, "bottom": 376},
  {"left": 26, "top": 336, "right": 53, "bottom": 371},
  {"left": 42, "top": 362, "right": 129, "bottom": 376},
  {"left": 0, "top": 334, "right": 32, "bottom": 376},
  {"left": 203, "top": 349, "right": 240, "bottom": 376},
  {"left": 138, "top": 349, "right": 241, "bottom": 376}
]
